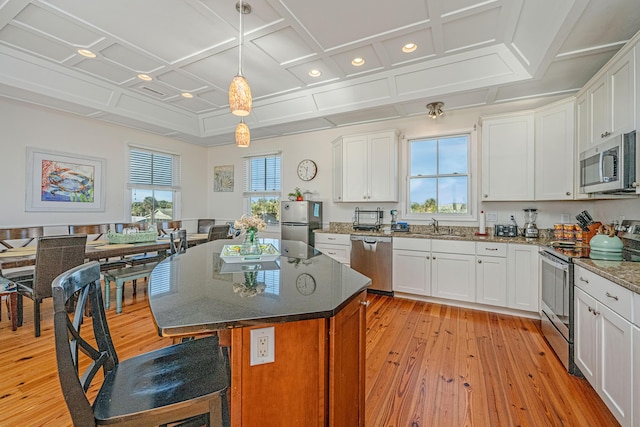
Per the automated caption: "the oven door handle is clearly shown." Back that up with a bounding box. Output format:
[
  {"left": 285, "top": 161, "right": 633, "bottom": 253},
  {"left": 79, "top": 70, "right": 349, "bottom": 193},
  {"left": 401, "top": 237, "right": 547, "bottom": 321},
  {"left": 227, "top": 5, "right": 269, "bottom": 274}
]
[{"left": 539, "top": 252, "right": 569, "bottom": 272}]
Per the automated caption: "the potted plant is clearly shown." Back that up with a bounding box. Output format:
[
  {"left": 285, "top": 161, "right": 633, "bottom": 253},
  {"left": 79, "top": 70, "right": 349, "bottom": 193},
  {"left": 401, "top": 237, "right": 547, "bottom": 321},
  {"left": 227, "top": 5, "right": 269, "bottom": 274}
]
[{"left": 288, "top": 187, "right": 304, "bottom": 201}]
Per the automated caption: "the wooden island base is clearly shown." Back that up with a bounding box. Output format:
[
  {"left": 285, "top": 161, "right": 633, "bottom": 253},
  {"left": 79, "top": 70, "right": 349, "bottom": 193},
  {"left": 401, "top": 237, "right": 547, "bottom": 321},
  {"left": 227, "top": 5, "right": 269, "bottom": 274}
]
[{"left": 230, "top": 290, "right": 366, "bottom": 426}]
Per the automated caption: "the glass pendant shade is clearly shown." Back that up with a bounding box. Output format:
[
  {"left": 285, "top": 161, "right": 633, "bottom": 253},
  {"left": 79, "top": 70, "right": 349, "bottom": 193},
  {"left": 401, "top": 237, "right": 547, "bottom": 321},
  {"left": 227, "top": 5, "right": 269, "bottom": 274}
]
[
  {"left": 235, "top": 120, "right": 250, "bottom": 147},
  {"left": 229, "top": 75, "right": 252, "bottom": 116}
]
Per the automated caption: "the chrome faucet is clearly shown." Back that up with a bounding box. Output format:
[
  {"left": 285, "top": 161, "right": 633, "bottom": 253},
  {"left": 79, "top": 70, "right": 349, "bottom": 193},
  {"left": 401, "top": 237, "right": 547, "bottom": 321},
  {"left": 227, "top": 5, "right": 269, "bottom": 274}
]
[{"left": 430, "top": 218, "right": 439, "bottom": 234}]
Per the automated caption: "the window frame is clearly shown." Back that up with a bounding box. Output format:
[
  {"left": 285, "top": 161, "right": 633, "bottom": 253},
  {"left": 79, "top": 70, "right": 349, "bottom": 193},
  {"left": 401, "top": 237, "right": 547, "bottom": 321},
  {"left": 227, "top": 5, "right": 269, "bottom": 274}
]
[
  {"left": 126, "top": 145, "right": 181, "bottom": 223},
  {"left": 242, "top": 151, "right": 282, "bottom": 228},
  {"left": 402, "top": 131, "right": 476, "bottom": 222}
]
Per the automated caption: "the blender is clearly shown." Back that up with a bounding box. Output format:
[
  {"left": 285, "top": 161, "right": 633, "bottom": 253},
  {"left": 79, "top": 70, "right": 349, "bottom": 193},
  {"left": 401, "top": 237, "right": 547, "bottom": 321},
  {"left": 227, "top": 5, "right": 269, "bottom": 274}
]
[{"left": 523, "top": 208, "right": 539, "bottom": 238}]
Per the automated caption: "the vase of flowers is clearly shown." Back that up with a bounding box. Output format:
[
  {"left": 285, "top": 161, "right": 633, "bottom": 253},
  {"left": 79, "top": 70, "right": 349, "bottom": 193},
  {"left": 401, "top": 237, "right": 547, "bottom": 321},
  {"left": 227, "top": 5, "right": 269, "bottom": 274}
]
[{"left": 234, "top": 214, "right": 267, "bottom": 256}]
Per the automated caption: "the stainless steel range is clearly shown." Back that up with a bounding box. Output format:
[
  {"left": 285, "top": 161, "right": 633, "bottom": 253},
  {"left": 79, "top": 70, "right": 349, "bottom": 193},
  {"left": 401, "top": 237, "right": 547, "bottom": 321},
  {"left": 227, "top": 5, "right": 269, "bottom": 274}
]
[
  {"left": 539, "top": 219, "right": 640, "bottom": 376},
  {"left": 539, "top": 244, "right": 583, "bottom": 375}
]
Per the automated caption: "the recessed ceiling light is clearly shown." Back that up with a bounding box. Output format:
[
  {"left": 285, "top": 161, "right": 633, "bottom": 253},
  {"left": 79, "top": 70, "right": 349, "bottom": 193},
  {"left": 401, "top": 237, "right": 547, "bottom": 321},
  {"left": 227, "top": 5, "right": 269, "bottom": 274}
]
[
  {"left": 137, "top": 74, "right": 152, "bottom": 81},
  {"left": 308, "top": 69, "right": 322, "bottom": 77},
  {"left": 402, "top": 43, "right": 417, "bottom": 53},
  {"left": 351, "top": 57, "right": 365, "bottom": 67},
  {"left": 77, "top": 49, "right": 96, "bottom": 58},
  {"left": 181, "top": 92, "right": 194, "bottom": 98}
]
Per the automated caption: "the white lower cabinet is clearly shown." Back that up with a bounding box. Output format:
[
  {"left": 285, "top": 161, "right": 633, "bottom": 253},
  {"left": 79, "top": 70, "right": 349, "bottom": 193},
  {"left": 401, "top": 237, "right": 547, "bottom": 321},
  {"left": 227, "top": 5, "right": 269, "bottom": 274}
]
[
  {"left": 431, "top": 240, "right": 476, "bottom": 303},
  {"left": 392, "top": 238, "right": 431, "bottom": 296},
  {"left": 476, "top": 242, "right": 507, "bottom": 307},
  {"left": 507, "top": 244, "right": 539, "bottom": 312},
  {"left": 315, "top": 233, "right": 350, "bottom": 265},
  {"left": 633, "top": 325, "right": 640, "bottom": 427},
  {"left": 574, "top": 266, "right": 632, "bottom": 426}
]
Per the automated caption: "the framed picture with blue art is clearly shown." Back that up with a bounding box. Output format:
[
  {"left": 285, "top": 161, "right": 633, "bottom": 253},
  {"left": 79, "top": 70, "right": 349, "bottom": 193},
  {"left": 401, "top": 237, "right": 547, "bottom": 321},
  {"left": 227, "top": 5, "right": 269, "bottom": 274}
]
[{"left": 25, "top": 147, "right": 106, "bottom": 212}]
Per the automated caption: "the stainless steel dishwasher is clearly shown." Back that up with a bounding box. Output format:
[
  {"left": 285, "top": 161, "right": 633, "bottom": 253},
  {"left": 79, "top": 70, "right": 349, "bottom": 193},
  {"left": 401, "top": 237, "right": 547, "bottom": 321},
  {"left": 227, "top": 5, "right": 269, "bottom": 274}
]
[{"left": 350, "top": 235, "right": 392, "bottom": 295}]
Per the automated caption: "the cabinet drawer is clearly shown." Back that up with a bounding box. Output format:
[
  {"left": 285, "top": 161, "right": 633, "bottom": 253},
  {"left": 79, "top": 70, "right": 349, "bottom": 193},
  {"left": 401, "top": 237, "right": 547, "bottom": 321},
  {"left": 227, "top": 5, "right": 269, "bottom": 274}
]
[
  {"left": 432, "top": 239, "right": 475, "bottom": 255},
  {"left": 315, "top": 233, "right": 350, "bottom": 246},
  {"left": 315, "top": 244, "right": 350, "bottom": 263},
  {"left": 393, "top": 237, "right": 430, "bottom": 252},
  {"left": 476, "top": 242, "right": 507, "bottom": 257},
  {"left": 575, "top": 266, "right": 632, "bottom": 321}
]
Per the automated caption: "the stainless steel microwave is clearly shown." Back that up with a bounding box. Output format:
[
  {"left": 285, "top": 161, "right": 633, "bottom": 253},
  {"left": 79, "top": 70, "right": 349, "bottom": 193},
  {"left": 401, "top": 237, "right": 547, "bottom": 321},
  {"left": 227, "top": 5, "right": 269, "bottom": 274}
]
[{"left": 579, "top": 131, "right": 637, "bottom": 194}]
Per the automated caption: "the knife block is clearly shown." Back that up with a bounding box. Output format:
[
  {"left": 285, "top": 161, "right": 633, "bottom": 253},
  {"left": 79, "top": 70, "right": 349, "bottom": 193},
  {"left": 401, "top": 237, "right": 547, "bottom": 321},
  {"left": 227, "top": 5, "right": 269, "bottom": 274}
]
[{"left": 582, "top": 222, "right": 602, "bottom": 245}]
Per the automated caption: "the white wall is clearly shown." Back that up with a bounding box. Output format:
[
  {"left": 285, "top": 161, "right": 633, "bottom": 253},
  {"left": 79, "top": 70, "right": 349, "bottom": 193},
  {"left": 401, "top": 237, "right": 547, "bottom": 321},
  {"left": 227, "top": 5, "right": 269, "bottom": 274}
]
[
  {"left": 208, "top": 98, "right": 640, "bottom": 231},
  {"left": 1, "top": 98, "right": 209, "bottom": 231}
]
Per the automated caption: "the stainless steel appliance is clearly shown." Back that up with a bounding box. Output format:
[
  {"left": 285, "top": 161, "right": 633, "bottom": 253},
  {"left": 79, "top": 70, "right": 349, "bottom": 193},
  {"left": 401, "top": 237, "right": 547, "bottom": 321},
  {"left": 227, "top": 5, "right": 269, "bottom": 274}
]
[
  {"left": 523, "top": 208, "right": 539, "bottom": 238},
  {"left": 539, "top": 246, "right": 581, "bottom": 375},
  {"left": 617, "top": 219, "right": 640, "bottom": 261},
  {"left": 350, "top": 235, "right": 392, "bottom": 295},
  {"left": 579, "top": 130, "right": 637, "bottom": 194},
  {"left": 495, "top": 224, "right": 518, "bottom": 237},
  {"left": 280, "top": 201, "right": 322, "bottom": 246}
]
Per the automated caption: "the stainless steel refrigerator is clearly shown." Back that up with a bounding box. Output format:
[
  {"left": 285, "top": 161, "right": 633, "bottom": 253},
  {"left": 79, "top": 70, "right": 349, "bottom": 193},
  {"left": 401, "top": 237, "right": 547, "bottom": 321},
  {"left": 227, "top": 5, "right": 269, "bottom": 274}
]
[{"left": 280, "top": 201, "right": 323, "bottom": 246}]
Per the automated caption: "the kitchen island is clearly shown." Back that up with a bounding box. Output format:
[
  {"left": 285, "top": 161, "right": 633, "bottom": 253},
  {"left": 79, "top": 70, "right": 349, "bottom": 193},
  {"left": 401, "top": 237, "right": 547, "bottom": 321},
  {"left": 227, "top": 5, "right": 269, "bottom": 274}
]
[{"left": 148, "top": 238, "right": 370, "bottom": 426}]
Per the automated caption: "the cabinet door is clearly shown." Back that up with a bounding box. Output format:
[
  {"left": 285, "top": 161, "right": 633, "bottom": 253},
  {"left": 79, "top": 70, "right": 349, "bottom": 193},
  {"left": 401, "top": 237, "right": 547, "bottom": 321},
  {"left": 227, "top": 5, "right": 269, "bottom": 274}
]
[
  {"left": 588, "top": 77, "right": 607, "bottom": 145},
  {"left": 599, "top": 303, "right": 632, "bottom": 425},
  {"left": 393, "top": 249, "right": 431, "bottom": 295},
  {"left": 368, "top": 132, "right": 398, "bottom": 202},
  {"left": 332, "top": 139, "right": 343, "bottom": 202},
  {"left": 481, "top": 113, "right": 535, "bottom": 200},
  {"left": 476, "top": 255, "right": 507, "bottom": 307},
  {"left": 575, "top": 287, "right": 598, "bottom": 385},
  {"left": 633, "top": 326, "right": 640, "bottom": 427},
  {"left": 329, "top": 290, "right": 366, "bottom": 427},
  {"left": 507, "top": 244, "right": 539, "bottom": 312},
  {"left": 609, "top": 50, "right": 635, "bottom": 137},
  {"left": 431, "top": 252, "right": 475, "bottom": 302},
  {"left": 342, "top": 135, "right": 368, "bottom": 202},
  {"left": 535, "top": 99, "right": 575, "bottom": 200},
  {"left": 316, "top": 243, "right": 350, "bottom": 265}
]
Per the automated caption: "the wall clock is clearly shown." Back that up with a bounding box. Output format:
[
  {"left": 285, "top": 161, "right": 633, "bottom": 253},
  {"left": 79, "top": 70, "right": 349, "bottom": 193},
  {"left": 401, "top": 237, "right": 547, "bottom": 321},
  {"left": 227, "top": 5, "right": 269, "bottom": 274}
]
[
  {"left": 296, "top": 273, "right": 316, "bottom": 295},
  {"left": 297, "top": 159, "right": 317, "bottom": 181}
]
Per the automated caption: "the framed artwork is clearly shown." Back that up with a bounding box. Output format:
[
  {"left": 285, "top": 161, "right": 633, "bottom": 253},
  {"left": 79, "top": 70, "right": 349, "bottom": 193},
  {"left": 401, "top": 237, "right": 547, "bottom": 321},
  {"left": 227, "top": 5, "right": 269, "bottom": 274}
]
[
  {"left": 25, "top": 147, "right": 106, "bottom": 212},
  {"left": 214, "top": 165, "right": 234, "bottom": 192}
]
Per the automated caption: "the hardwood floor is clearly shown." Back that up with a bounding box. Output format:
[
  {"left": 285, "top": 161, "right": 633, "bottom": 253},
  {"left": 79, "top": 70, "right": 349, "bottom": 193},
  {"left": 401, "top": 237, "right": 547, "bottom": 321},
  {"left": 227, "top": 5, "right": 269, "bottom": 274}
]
[{"left": 0, "top": 286, "right": 618, "bottom": 426}]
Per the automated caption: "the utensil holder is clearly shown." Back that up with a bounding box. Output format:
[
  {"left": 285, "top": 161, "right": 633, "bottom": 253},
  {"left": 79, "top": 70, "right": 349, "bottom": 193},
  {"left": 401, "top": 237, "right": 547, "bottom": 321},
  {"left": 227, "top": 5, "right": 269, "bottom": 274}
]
[{"left": 582, "top": 222, "right": 602, "bottom": 245}]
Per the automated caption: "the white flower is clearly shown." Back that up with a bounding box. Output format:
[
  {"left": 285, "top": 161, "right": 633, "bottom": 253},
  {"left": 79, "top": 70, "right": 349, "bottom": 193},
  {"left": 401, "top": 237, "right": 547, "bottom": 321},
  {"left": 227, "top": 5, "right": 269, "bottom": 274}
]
[{"left": 234, "top": 214, "right": 267, "bottom": 232}]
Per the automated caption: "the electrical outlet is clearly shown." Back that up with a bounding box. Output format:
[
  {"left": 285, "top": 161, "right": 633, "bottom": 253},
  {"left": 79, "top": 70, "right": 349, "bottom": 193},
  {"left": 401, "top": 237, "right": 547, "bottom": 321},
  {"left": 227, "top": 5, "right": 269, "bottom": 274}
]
[
  {"left": 560, "top": 213, "right": 570, "bottom": 223},
  {"left": 486, "top": 212, "right": 498, "bottom": 222},
  {"left": 250, "top": 327, "right": 275, "bottom": 366}
]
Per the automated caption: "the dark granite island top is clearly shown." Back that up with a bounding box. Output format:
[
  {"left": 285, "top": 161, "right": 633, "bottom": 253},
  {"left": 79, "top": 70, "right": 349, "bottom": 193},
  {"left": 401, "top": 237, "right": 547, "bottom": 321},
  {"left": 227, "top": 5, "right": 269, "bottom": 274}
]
[
  {"left": 148, "top": 238, "right": 370, "bottom": 426},
  {"left": 148, "top": 238, "right": 370, "bottom": 337}
]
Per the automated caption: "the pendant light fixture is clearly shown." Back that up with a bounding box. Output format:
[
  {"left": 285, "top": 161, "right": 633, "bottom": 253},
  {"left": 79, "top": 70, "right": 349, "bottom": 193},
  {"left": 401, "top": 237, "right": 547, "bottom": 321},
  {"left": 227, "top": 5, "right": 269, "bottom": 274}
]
[
  {"left": 235, "top": 118, "right": 250, "bottom": 147},
  {"left": 229, "top": 1, "right": 252, "bottom": 117}
]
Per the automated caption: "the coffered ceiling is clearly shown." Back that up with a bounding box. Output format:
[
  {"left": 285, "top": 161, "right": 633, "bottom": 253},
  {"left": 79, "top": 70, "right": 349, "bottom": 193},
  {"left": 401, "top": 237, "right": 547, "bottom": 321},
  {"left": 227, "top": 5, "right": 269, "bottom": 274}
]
[{"left": 1, "top": 0, "right": 639, "bottom": 146}]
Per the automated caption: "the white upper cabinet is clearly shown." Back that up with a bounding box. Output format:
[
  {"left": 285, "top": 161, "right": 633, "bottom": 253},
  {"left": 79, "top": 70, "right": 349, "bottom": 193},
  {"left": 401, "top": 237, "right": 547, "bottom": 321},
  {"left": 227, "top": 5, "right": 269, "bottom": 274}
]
[
  {"left": 481, "top": 112, "right": 535, "bottom": 201},
  {"left": 535, "top": 98, "right": 576, "bottom": 200},
  {"left": 333, "top": 130, "right": 398, "bottom": 202},
  {"left": 585, "top": 49, "right": 635, "bottom": 147}
]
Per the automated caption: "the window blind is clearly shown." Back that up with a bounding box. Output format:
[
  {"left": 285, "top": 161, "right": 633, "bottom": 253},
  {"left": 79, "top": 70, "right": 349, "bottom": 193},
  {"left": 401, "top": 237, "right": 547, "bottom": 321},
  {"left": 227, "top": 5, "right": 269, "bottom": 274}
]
[
  {"left": 129, "top": 148, "right": 180, "bottom": 189},
  {"left": 243, "top": 154, "right": 281, "bottom": 194}
]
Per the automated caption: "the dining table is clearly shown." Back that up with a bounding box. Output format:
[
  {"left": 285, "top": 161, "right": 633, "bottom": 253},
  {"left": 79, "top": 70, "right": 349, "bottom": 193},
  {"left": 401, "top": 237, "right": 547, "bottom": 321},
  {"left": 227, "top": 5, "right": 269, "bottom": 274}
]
[
  {"left": 147, "top": 238, "right": 371, "bottom": 426},
  {"left": 0, "top": 233, "right": 210, "bottom": 270}
]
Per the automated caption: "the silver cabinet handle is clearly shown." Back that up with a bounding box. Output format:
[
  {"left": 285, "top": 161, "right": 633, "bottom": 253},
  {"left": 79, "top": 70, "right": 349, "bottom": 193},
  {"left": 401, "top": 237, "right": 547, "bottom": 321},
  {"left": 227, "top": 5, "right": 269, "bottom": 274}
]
[
  {"left": 477, "top": 260, "right": 482, "bottom": 263},
  {"left": 588, "top": 306, "right": 600, "bottom": 316},
  {"left": 605, "top": 292, "right": 619, "bottom": 301},
  {"left": 566, "top": 192, "right": 571, "bottom": 196},
  {"left": 327, "top": 237, "right": 336, "bottom": 240},
  {"left": 579, "top": 276, "right": 589, "bottom": 284},
  {"left": 485, "top": 248, "right": 498, "bottom": 251},
  {"left": 361, "top": 300, "right": 370, "bottom": 307}
]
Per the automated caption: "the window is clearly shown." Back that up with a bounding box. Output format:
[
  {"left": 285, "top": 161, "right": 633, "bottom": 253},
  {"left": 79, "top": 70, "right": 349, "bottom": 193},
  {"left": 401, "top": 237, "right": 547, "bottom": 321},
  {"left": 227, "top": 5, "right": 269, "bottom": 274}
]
[
  {"left": 407, "top": 134, "right": 469, "bottom": 215},
  {"left": 243, "top": 153, "right": 281, "bottom": 224},
  {"left": 128, "top": 147, "right": 180, "bottom": 223}
]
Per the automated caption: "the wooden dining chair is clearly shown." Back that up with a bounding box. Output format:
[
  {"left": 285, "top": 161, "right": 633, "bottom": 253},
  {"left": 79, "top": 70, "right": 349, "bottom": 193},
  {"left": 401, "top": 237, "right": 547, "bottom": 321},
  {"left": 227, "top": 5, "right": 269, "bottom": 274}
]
[
  {"left": 157, "top": 220, "right": 182, "bottom": 237},
  {"left": 52, "top": 261, "right": 230, "bottom": 426},
  {"left": 15, "top": 234, "right": 87, "bottom": 337},
  {"left": 0, "top": 226, "right": 44, "bottom": 249},
  {"left": 0, "top": 227, "right": 44, "bottom": 283},
  {"left": 197, "top": 219, "right": 216, "bottom": 234},
  {"left": 69, "top": 224, "right": 127, "bottom": 272}
]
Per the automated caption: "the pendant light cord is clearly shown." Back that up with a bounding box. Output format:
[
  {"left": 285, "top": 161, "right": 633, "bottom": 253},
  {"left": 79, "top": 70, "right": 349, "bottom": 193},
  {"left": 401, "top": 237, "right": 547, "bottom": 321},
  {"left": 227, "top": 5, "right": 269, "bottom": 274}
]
[{"left": 238, "top": 0, "right": 244, "bottom": 76}]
